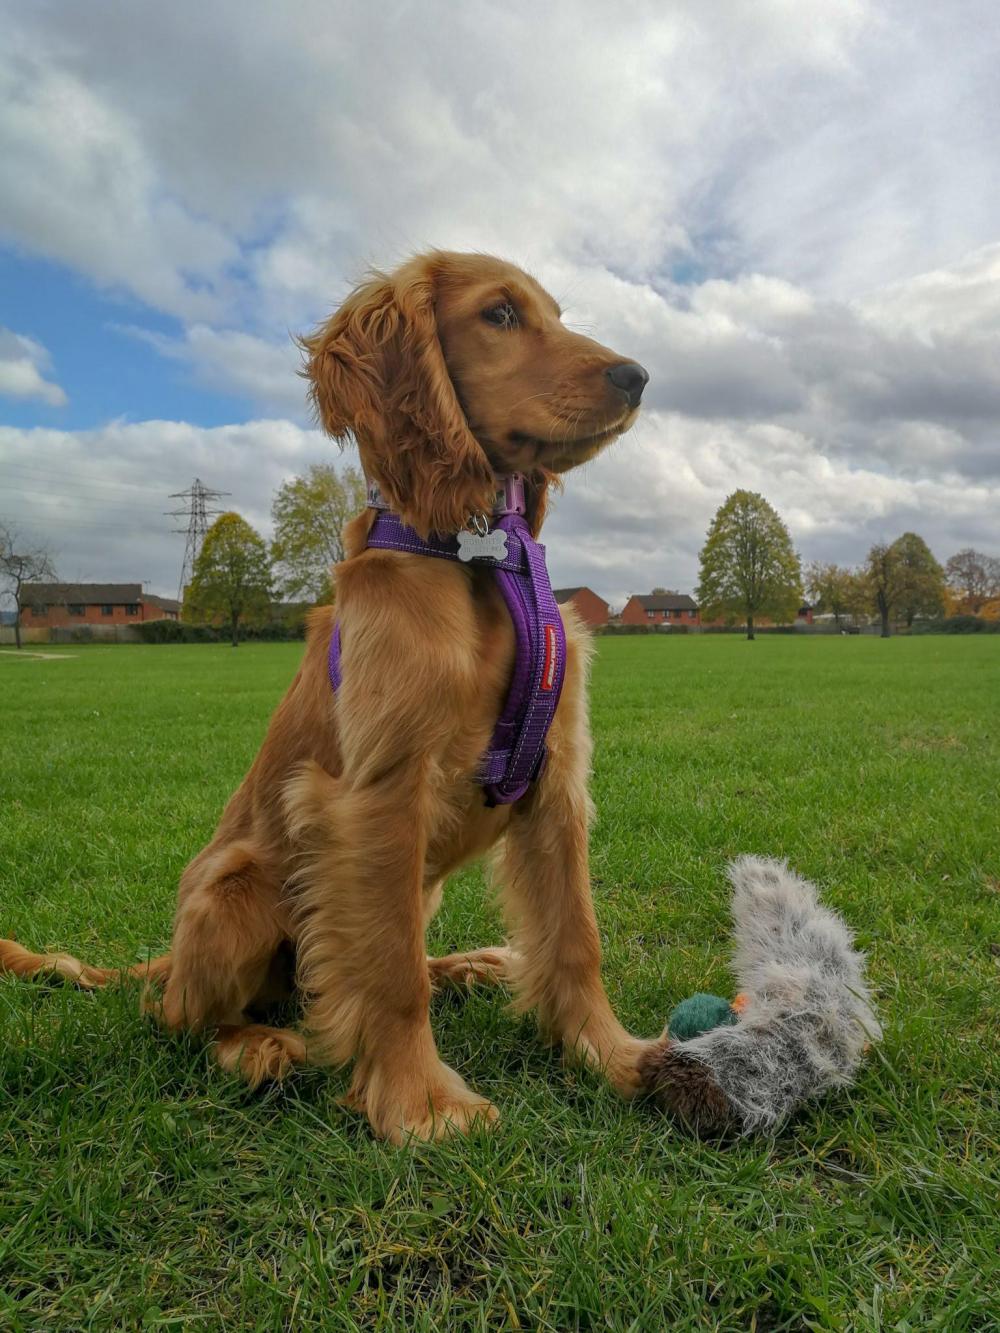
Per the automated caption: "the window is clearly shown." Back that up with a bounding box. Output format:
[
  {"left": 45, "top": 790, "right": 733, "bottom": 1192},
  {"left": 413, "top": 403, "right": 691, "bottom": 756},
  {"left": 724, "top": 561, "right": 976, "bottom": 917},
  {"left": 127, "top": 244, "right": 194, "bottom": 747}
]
[
  {"left": 68, "top": 604, "right": 85, "bottom": 616},
  {"left": 31, "top": 605, "right": 47, "bottom": 617},
  {"left": 646, "top": 609, "right": 656, "bottom": 619},
  {"left": 125, "top": 604, "right": 139, "bottom": 616},
  {"left": 101, "top": 604, "right": 114, "bottom": 616}
]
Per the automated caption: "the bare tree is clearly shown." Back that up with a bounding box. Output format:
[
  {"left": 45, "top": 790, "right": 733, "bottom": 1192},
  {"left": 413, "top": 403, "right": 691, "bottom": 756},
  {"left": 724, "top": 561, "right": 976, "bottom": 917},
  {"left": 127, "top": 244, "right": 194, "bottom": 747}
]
[
  {"left": 0, "top": 524, "right": 56, "bottom": 649},
  {"left": 945, "top": 548, "right": 1000, "bottom": 614}
]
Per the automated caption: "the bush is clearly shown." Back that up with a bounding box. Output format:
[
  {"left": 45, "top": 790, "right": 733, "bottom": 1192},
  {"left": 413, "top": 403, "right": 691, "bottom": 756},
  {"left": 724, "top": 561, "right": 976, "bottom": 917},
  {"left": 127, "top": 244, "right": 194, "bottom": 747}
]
[
  {"left": 134, "top": 618, "right": 309, "bottom": 644},
  {"left": 911, "top": 615, "right": 999, "bottom": 635},
  {"left": 237, "top": 620, "right": 307, "bottom": 642},
  {"left": 134, "top": 620, "right": 219, "bottom": 643},
  {"left": 938, "top": 615, "right": 1000, "bottom": 634}
]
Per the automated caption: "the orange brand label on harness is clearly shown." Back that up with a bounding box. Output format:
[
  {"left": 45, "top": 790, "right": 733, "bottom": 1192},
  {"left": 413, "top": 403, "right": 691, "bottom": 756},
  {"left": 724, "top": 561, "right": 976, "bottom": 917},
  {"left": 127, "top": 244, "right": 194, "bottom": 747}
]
[{"left": 541, "top": 624, "right": 557, "bottom": 691}]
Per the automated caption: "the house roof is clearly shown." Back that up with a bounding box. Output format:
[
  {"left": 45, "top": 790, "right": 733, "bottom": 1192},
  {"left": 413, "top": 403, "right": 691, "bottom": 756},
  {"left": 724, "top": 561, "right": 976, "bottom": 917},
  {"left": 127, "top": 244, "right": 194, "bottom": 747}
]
[
  {"left": 22, "top": 582, "right": 143, "bottom": 606},
  {"left": 630, "top": 592, "right": 698, "bottom": 611},
  {"left": 553, "top": 586, "right": 608, "bottom": 607},
  {"left": 142, "top": 593, "right": 181, "bottom": 613}
]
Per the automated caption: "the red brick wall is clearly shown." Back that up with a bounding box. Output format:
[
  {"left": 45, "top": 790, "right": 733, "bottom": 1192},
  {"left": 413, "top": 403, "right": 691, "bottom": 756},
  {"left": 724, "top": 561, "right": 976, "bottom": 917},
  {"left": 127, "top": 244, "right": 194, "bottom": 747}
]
[
  {"left": 28, "top": 602, "right": 144, "bottom": 628},
  {"left": 562, "top": 588, "right": 609, "bottom": 628},
  {"left": 27, "top": 600, "right": 177, "bottom": 627},
  {"left": 621, "top": 597, "right": 699, "bottom": 626}
]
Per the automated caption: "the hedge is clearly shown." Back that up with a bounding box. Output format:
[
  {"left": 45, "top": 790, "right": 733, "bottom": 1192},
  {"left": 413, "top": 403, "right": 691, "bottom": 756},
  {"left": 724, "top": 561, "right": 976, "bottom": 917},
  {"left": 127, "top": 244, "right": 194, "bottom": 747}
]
[{"left": 134, "top": 619, "right": 307, "bottom": 644}]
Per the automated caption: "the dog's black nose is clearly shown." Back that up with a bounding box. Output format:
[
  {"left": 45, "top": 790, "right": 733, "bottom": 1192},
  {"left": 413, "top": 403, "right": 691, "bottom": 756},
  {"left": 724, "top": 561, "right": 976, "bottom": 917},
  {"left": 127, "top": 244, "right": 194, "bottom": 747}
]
[{"left": 606, "top": 361, "right": 649, "bottom": 408}]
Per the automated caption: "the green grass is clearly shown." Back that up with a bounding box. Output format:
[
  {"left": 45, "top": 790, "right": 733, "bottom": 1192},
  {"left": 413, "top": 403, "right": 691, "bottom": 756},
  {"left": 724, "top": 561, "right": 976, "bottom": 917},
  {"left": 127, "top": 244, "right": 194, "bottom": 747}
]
[{"left": 2, "top": 636, "right": 999, "bottom": 1331}]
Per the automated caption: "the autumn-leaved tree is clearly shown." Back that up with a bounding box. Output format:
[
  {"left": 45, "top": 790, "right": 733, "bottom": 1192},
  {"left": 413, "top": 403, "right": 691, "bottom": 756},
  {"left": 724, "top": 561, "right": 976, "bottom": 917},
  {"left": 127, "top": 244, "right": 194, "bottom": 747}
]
[
  {"left": 271, "top": 463, "right": 366, "bottom": 602},
  {"left": 805, "top": 561, "right": 867, "bottom": 629},
  {"left": 893, "top": 532, "right": 945, "bottom": 627},
  {"left": 0, "top": 522, "right": 56, "bottom": 649},
  {"left": 696, "top": 491, "right": 802, "bottom": 640},
  {"left": 945, "top": 548, "right": 1000, "bottom": 614},
  {"left": 185, "top": 512, "right": 272, "bottom": 647}
]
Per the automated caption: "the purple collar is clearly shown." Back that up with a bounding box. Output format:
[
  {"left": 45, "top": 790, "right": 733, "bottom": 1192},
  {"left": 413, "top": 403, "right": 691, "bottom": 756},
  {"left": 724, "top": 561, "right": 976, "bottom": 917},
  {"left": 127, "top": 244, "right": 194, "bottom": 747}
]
[
  {"left": 365, "top": 472, "right": 528, "bottom": 520},
  {"left": 329, "top": 474, "right": 566, "bottom": 805}
]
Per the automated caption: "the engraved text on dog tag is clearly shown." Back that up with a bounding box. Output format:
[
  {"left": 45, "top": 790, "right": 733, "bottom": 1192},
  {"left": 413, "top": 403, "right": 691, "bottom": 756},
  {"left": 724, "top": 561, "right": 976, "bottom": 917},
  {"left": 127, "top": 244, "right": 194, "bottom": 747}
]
[{"left": 457, "top": 528, "right": 509, "bottom": 562}]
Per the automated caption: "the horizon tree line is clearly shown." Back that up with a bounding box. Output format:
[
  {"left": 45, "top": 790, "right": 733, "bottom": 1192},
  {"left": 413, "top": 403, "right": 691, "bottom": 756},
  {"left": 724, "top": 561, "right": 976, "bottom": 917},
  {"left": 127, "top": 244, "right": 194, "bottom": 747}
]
[
  {"left": 2, "top": 475, "right": 998, "bottom": 645},
  {"left": 695, "top": 492, "right": 996, "bottom": 640}
]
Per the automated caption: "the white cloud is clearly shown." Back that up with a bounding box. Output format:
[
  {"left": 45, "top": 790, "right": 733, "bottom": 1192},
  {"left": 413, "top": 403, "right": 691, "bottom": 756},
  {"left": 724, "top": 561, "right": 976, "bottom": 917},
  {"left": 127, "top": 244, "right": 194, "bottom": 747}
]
[
  {"left": 0, "top": 419, "right": 349, "bottom": 597},
  {"left": 1, "top": 0, "right": 998, "bottom": 600},
  {"left": 0, "top": 327, "right": 67, "bottom": 406},
  {"left": 119, "top": 324, "right": 304, "bottom": 415},
  {"left": 1, "top": 412, "right": 995, "bottom": 611},
  {"left": 543, "top": 410, "right": 1000, "bottom": 606}
]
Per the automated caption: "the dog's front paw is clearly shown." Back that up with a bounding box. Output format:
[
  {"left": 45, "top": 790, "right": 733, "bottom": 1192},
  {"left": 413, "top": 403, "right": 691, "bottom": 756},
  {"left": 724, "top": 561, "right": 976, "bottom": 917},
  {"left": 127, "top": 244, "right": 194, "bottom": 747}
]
[{"left": 347, "top": 1059, "right": 499, "bottom": 1143}]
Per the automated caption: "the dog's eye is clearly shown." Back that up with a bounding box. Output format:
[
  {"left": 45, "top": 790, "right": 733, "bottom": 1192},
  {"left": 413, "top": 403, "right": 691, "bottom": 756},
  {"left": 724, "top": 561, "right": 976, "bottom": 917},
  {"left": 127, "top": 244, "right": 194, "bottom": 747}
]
[{"left": 482, "top": 301, "right": 518, "bottom": 329}]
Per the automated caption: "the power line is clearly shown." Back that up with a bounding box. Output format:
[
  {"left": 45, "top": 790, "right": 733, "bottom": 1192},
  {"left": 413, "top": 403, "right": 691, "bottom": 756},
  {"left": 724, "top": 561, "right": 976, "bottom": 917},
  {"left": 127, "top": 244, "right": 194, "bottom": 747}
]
[
  {"left": 166, "top": 479, "right": 230, "bottom": 604},
  {"left": 1, "top": 461, "right": 185, "bottom": 499},
  {"left": 5, "top": 483, "right": 170, "bottom": 517}
]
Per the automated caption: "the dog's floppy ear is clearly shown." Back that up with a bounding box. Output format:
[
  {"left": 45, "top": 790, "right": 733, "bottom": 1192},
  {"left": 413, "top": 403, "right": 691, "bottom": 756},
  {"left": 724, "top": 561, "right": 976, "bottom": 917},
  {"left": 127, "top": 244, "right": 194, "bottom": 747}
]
[{"left": 300, "top": 262, "right": 495, "bottom": 537}]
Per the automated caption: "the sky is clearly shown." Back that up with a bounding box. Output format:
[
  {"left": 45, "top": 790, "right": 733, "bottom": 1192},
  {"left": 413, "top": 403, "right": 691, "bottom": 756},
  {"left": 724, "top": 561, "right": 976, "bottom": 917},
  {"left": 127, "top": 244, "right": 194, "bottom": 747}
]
[{"left": 1, "top": 0, "right": 998, "bottom": 607}]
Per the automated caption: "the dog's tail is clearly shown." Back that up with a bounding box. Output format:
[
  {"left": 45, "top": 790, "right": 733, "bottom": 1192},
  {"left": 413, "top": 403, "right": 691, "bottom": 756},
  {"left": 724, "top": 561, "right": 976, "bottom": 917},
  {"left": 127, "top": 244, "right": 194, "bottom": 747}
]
[{"left": 0, "top": 937, "right": 170, "bottom": 990}]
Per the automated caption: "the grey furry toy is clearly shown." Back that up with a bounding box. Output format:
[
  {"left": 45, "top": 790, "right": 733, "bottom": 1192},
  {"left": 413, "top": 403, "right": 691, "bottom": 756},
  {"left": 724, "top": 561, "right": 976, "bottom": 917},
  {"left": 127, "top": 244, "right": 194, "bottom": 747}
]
[{"left": 639, "top": 856, "right": 881, "bottom": 1134}]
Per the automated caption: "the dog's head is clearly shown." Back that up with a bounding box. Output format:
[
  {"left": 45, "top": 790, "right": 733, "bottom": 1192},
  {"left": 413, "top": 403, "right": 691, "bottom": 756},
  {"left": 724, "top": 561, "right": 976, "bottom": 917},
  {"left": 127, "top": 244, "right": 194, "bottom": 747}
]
[{"left": 300, "top": 251, "right": 647, "bottom": 536}]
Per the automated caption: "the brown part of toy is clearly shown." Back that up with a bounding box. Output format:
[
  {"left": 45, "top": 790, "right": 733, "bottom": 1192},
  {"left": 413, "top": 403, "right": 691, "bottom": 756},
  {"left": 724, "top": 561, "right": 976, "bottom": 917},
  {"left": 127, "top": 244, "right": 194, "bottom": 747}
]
[{"left": 637, "top": 1036, "right": 737, "bottom": 1135}]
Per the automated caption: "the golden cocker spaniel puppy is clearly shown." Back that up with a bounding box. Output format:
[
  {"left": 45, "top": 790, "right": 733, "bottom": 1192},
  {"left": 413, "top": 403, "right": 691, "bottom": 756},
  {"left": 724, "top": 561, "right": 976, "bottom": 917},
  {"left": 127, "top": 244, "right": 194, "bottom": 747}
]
[{"left": 1, "top": 251, "right": 655, "bottom": 1143}]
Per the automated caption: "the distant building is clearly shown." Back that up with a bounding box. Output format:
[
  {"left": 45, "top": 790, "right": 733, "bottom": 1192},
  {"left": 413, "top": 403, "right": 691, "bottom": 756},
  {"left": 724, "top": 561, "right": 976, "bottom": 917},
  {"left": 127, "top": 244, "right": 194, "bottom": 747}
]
[
  {"left": 553, "top": 586, "right": 610, "bottom": 629},
  {"left": 621, "top": 592, "right": 699, "bottom": 627},
  {"left": 20, "top": 583, "right": 181, "bottom": 628}
]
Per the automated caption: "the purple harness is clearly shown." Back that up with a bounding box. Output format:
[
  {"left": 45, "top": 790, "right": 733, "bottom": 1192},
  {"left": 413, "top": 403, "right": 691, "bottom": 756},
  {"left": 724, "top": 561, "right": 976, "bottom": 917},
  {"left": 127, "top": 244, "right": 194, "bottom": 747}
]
[{"left": 328, "top": 474, "right": 566, "bottom": 805}]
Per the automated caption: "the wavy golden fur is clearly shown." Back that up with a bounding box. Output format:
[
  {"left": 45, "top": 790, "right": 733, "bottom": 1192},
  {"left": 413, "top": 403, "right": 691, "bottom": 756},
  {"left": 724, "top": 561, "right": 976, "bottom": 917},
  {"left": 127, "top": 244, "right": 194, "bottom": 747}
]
[{"left": 1, "top": 251, "right": 655, "bottom": 1142}]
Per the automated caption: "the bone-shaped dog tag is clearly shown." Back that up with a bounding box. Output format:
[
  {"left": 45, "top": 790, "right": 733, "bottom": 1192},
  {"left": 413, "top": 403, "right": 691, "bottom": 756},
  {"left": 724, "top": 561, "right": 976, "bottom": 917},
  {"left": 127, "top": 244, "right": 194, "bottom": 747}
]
[{"left": 457, "top": 528, "right": 509, "bottom": 562}]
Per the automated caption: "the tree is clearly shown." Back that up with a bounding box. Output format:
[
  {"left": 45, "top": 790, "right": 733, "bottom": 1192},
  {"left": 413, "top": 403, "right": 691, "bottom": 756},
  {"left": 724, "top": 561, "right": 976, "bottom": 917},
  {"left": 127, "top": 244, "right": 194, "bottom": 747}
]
[
  {"left": 894, "top": 532, "right": 945, "bottom": 627},
  {"left": 185, "top": 512, "right": 272, "bottom": 647},
  {"left": 841, "top": 569, "right": 871, "bottom": 626},
  {"left": 696, "top": 491, "right": 802, "bottom": 640},
  {"left": 865, "top": 533, "right": 946, "bottom": 636},
  {"left": 864, "top": 543, "right": 902, "bottom": 638},
  {"left": 805, "top": 561, "right": 866, "bottom": 629},
  {"left": 0, "top": 523, "right": 56, "bottom": 649},
  {"left": 271, "top": 463, "right": 366, "bottom": 602},
  {"left": 945, "top": 548, "right": 1000, "bottom": 614}
]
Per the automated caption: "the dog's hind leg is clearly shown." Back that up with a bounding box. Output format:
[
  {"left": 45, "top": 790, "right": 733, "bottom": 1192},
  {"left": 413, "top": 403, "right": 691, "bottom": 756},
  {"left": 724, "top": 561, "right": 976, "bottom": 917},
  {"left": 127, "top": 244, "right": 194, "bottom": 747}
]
[
  {"left": 0, "top": 938, "right": 170, "bottom": 990},
  {"left": 156, "top": 842, "right": 306, "bottom": 1085}
]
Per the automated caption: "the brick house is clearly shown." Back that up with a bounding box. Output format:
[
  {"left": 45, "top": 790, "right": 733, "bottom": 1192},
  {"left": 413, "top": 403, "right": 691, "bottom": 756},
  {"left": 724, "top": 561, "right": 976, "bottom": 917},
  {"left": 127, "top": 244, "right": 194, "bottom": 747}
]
[
  {"left": 621, "top": 592, "right": 699, "bottom": 627},
  {"left": 21, "top": 583, "right": 181, "bottom": 628},
  {"left": 553, "top": 586, "right": 610, "bottom": 629}
]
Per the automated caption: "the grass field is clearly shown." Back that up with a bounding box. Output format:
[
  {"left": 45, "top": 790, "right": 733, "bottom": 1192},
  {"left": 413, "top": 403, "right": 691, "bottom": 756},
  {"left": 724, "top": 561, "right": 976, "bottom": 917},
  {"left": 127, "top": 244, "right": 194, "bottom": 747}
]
[{"left": 2, "top": 636, "right": 999, "bottom": 1330}]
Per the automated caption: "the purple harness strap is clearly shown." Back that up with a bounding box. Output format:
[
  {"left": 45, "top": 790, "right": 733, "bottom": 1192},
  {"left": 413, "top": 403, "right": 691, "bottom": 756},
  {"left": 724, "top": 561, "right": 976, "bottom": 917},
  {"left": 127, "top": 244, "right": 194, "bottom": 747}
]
[{"left": 328, "top": 476, "right": 566, "bottom": 805}]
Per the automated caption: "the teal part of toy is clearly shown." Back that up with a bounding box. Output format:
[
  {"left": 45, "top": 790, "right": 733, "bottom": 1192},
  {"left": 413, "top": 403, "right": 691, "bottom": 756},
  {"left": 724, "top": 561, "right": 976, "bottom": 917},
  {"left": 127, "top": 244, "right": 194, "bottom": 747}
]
[{"left": 668, "top": 992, "right": 737, "bottom": 1042}]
